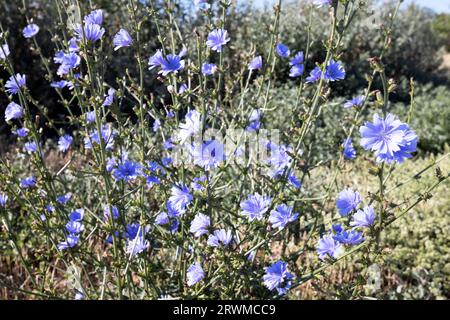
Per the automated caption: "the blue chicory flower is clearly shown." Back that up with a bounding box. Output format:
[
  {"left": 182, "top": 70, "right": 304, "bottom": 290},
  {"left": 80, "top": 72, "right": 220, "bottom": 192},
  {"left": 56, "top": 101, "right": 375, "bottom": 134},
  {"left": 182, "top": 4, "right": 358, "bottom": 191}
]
[
  {"left": 246, "top": 109, "right": 261, "bottom": 132},
  {"left": 168, "top": 184, "right": 193, "bottom": 210},
  {"left": 69, "top": 209, "right": 84, "bottom": 222},
  {"left": 5, "top": 74, "right": 26, "bottom": 94},
  {"left": 269, "top": 204, "right": 299, "bottom": 230},
  {"left": 206, "top": 29, "right": 230, "bottom": 52},
  {"left": 360, "top": 113, "right": 418, "bottom": 164},
  {"left": 187, "top": 262, "right": 205, "bottom": 286},
  {"left": 191, "top": 140, "right": 224, "bottom": 170},
  {"left": 20, "top": 176, "right": 36, "bottom": 188},
  {"left": 344, "top": 95, "right": 365, "bottom": 108},
  {"left": 177, "top": 109, "right": 201, "bottom": 143},
  {"left": 189, "top": 213, "right": 210, "bottom": 237},
  {"left": 289, "top": 64, "right": 304, "bottom": 78},
  {"left": 343, "top": 137, "right": 356, "bottom": 159},
  {"left": 23, "top": 24, "right": 40, "bottom": 38},
  {"left": 317, "top": 234, "right": 343, "bottom": 260},
  {"left": 313, "top": 0, "right": 332, "bottom": 7},
  {"left": 74, "top": 23, "right": 105, "bottom": 42},
  {"left": 201, "top": 62, "right": 217, "bottom": 75},
  {"left": 84, "top": 9, "right": 103, "bottom": 25},
  {"left": 58, "top": 134, "right": 73, "bottom": 152},
  {"left": 336, "top": 188, "right": 361, "bottom": 216},
  {"left": 57, "top": 234, "right": 79, "bottom": 250},
  {"left": 5, "top": 102, "right": 23, "bottom": 121},
  {"left": 262, "top": 260, "right": 293, "bottom": 295},
  {"left": 0, "top": 43, "right": 10, "bottom": 60},
  {"left": 248, "top": 56, "right": 263, "bottom": 71},
  {"left": 305, "top": 66, "right": 322, "bottom": 83},
  {"left": 102, "top": 88, "right": 115, "bottom": 107},
  {"left": 324, "top": 59, "right": 345, "bottom": 81},
  {"left": 148, "top": 49, "right": 164, "bottom": 70},
  {"left": 113, "top": 160, "right": 142, "bottom": 182},
  {"left": 350, "top": 205, "right": 376, "bottom": 227},
  {"left": 113, "top": 29, "right": 133, "bottom": 50},
  {"left": 0, "top": 194, "right": 8, "bottom": 207},
  {"left": 159, "top": 54, "right": 184, "bottom": 76},
  {"left": 103, "top": 205, "right": 120, "bottom": 220},
  {"left": 207, "top": 229, "right": 233, "bottom": 247},
  {"left": 14, "top": 128, "right": 29, "bottom": 137},
  {"left": 276, "top": 43, "right": 290, "bottom": 58},
  {"left": 332, "top": 224, "right": 365, "bottom": 245},
  {"left": 57, "top": 193, "right": 72, "bottom": 205},
  {"left": 240, "top": 193, "right": 272, "bottom": 221}
]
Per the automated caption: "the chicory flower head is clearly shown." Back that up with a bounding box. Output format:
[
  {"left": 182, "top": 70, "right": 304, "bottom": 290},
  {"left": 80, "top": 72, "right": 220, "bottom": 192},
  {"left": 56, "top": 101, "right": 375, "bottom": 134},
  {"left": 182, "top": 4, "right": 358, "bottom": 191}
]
[
  {"left": 313, "top": 0, "right": 332, "bottom": 7},
  {"left": 57, "top": 193, "right": 72, "bottom": 205},
  {"left": 336, "top": 188, "right": 361, "bottom": 216},
  {"left": 289, "top": 51, "right": 304, "bottom": 66},
  {"left": 276, "top": 43, "right": 290, "bottom": 58},
  {"left": 58, "top": 134, "right": 73, "bottom": 152},
  {"left": 113, "top": 160, "right": 142, "bottom": 182},
  {"left": 159, "top": 54, "right": 184, "bottom": 76},
  {"left": 246, "top": 108, "right": 261, "bottom": 132},
  {"left": 269, "top": 204, "right": 299, "bottom": 230},
  {"left": 57, "top": 234, "right": 79, "bottom": 250},
  {"left": 343, "top": 138, "right": 356, "bottom": 159},
  {"left": 177, "top": 109, "right": 201, "bottom": 143},
  {"left": 317, "top": 234, "right": 343, "bottom": 260},
  {"left": 0, "top": 194, "right": 8, "bottom": 207},
  {"left": 191, "top": 139, "right": 224, "bottom": 170},
  {"left": 240, "top": 193, "right": 272, "bottom": 221},
  {"left": 14, "top": 128, "right": 29, "bottom": 137},
  {"left": 84, "top": 125, "right": 117, "bottom": 150},
  {"left": 187, "top": 262, "right": 205, "bottom": 286},
  {"left": 102, "top": 88, "right": 115, "bottom": 107},
  {"left": 126, "top": 231, "right": 150, "bottom": 257},
  {"left": 103, "top": 205, "right": 120, "bottom": 220},
  {"left": 74, "top": 23, "right": 105, "bottom": 42},
  {"left": 360, "top": 113, "right": 418, "bottom": 164},
  {"left": 289, "top": 64, "right": 304, "bottom": 78},
  {"left": 24, "top": 141, "right": 37, "bottom": 153},
  {"left": 148, "top": 49, "right": 164, "bottom": 70},
  {"left": 66, "top": 221, "right": 85, "bottom": 234},
  {"left": 262, "top": 260, "right": 293, "bottom": 295},
  {"left": 51, "top": 80, "right": 70, "bottom": 89},
  {"left": 207, "top": 229, "right": 233, "bottom": 247},
  {"left": 5, "top": 102, "right": 23, "bottom": 121},
  {"left": 248, "top": 56, "right": 263, "bottom": 71},
  {"left": 0, "top": 43, "right": 10, "bottom": 60},
  {"left": 84, "top": 9, "right": 103, "bottom": 25},
  {"left": 305, "top": 66, "right": 322, "bottom": 83},
  {"left": 332, "top": 224, "right": 364, "bottom": 245},
  {"left": 20, "top": 176, "right": 36, "bottom": 189},
  {"left": 206, "top": 29, "right": 230, "bottom": 52},
  {"left": 168, "top": 184, "right": 193, "bottom": 210},
  {"left": 113, "top": 29, "right": 133, "bottom": 50},
  {"left": 69, "top": 209, "right": 85, "bottom": 222},
  {"left": 350, "top": 205, "right": 376, "bottom": 227},
  {"left": 201, "top": 62, "right": 217, "bottom": 75},
  {"left": 23, "top": 24, "right": 40, "bottom": 38},
  {"left": 324, "top": 59, "right": 346, "bottom": 81},
  {"left": 189, "top": 213, "right": 210, "bottom": 237},
  {"left": 5, "top": 74, "right": 26, "bottom": 94},
  {"left": 344, "top": 95, "right": 365, "bottom": 108}
]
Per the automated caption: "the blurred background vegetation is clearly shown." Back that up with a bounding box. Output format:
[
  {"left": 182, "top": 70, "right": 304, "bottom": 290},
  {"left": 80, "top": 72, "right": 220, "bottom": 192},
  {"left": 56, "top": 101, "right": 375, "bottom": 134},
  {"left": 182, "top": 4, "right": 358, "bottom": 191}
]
[{"left": 0, "top": 0, "right": 449, "bottom": 299}]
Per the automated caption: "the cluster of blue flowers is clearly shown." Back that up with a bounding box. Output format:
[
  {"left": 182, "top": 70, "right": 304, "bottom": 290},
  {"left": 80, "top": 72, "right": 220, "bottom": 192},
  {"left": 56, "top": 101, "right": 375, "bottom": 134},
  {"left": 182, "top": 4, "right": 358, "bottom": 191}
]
[
  {"left": 317, "top": 188, "right": 375, "bottom": 260},
  {"left": 0, "top": 0, "right": 425, "bottom": 299},
  {"left": 57, "top": 209, "right": 85, "bottom": 250}
]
